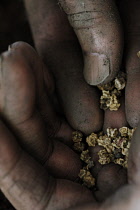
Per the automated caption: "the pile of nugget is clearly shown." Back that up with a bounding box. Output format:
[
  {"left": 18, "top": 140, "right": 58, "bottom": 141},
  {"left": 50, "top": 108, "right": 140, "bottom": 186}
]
[
  {"left": 98, "top": 72, "right": 126, "bottom": 111},
  {"left": 72, "top": 127, "right": 136, "bottom": 188},
  {"left": 72, "top": 71, "right": 136, "bottom": 189}
]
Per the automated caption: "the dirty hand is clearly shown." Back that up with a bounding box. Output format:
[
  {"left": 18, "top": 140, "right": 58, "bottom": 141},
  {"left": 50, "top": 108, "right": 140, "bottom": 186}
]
[
  {"left": 23, "top": 0, "right": 140, "bottom": 203},
  {"left": 24, "top": 0, "right": 140, "bottom": 135},
  {"left": 0, "top": 42, "right": 140, "bottom": 210}
]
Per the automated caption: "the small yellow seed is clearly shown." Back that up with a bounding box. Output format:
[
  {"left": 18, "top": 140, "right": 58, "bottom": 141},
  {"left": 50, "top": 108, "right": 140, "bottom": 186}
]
[
  {"left": 73, "top": 142, "right": 85, "bottom": 152},
  {"left": 80, "top": 150, "right": 91, "bottom": 164},
  {"left": 98, "top": 72, "right": 125, "bottom": 111},
  {"left": 72, "top": 131, "right": 83, "bottom": 142},
  {"left": 86, "top": 133, "right": 98, "bottom": 147}
]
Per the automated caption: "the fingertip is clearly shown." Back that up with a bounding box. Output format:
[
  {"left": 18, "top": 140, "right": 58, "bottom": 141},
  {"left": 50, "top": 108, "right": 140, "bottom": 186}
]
[
  {"left": 96, "top": 163, "right": 127, "bottom": 199},
  {"left": 6, "top": 41, "right": 39, "bottom": 68},
  {"left": 60, "top": 0, "right": 123, "bottom": 87},
  {"left": 9, "top": 41, "right": 35, "bottom": 52},
  {"left": 2, "top": 41, "right": 37, "bottom": 68},
  {"left": 56, "top": 120, "right": 74, "bottom": 146},
  {"left": 83, "top": 53, "right": 110, "bottom": 86},
  {"left": 126, "top": 112, "right": 139, "bottom": 128},
  {"left": 63, "top": 84, "right": 103, "bottom": 135},
  {"left": 70, "top": 108, "right": 103, "bottom": 135},
  {"left": 46, "top": 140, "right": 82, "bottom": 181},
  {"left": 84, "top": 52, "right": 122, "bottom": 86}
]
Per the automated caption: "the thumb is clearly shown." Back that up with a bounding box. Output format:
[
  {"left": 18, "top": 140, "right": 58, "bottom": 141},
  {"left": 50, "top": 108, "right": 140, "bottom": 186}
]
[{"left": 59, "top": 0, "right": 123, "bottom": 85}]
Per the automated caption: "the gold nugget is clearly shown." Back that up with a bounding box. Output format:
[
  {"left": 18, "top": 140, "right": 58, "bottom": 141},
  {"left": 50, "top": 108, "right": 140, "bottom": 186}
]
[
  {"left": 98, "top": 72, "right": 126, "bottom": 111},
  {"left": 72, "top": 131, "right": 85, "bottom": 152},
  {"left": 74, "top": 126, "right": 136, "bottom": 190},
  {"left": 86, "top": 133, "right": 98, "bottom": 147},
  {"left": 80, "top": 150, "right": 91, "bottom": 164},
  {"left": 98, "top": 149, "right": 114, "bottom": 165},
  {"left": 73, "top": 142, "right": 85, "bottom": 152},
  {"left": 72, "top": 131, "right": 83, "bottom": 142},
  {"left": 79, "top": 168, "right": 95, "bottom": 188}
]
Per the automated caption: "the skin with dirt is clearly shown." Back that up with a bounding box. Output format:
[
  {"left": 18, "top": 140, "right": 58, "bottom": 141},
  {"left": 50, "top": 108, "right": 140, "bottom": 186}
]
[{"left": 0, "top": 1, "right": 140, "bottom": 209}]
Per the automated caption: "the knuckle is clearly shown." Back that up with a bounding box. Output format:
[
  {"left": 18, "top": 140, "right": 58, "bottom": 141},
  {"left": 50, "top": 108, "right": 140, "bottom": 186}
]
[{"left": 68, "top": 11, "right": 102, "bottom": 29}]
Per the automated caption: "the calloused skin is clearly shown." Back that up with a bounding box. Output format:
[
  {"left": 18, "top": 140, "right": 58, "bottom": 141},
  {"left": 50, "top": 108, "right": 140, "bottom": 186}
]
[{"left": 0, "top": 0, "right": 140, "bottom": 209}]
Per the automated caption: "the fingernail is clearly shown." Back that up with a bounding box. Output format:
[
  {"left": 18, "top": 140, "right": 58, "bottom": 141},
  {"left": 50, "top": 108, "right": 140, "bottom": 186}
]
[
  {"left": 84, "top": 53, "right": 110, "bottom": 85},
  {"left": 8, "top": 45, "right": 12, "bottom": 51},
  {"left": 8, "top": 43, "right": 15, "bottom": 51}
]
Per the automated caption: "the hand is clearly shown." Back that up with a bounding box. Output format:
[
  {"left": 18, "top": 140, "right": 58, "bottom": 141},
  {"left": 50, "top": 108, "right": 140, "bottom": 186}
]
[
  {"left": 0, "top": 42, "right": 93, "bottom": 210},
  {"left": 24, "top": 0, "right": 103, "bottom": 135},
  {"left": 57, "top": 0, "right": 140, "bottom": 130},
  {"left": 0, "top": 42, "right": 105, "bottom": 209},
  {"left": 0, "top": 45, "right": 139, "bottom": 209},
  {"left": 23, "top": 0, "right": 140, "bottom": 134},
  {"left": 0, "top": 0, "right": 138, "bottom": 208},
  {"left": 0, "top": 42, "right": 81, "bottom": 181},
  {"left": 23, "top": 0, "right": 138, "bottom": 202}
]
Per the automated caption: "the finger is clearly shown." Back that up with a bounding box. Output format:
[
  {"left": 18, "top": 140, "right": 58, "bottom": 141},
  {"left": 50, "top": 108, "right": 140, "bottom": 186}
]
[
  {"left": 0, "top": 42, "right": 81, "bottom": 180},
  {"left": 9, "top": 42, "right": 73, "bottom": 145},
  {"left": 126, "top": 72, "right": 140, "bottom": 128},
  {"left": 24, "top": 0, "right": 103, "bottom": 135},
  {"left": 0, "top": 120, "right": 94, "bottom": 210},
  {"left": 119, "top": 0, "right": 140, "bottom": 127},
  {"left": 95, "top": 163, "right": 127, "bottom": 202},
  {"left": 103, "top": 95, "right": 128, "bottom": 131},
  {"left": 59, "top": 0, "right": 123, "bottom": 85},
  {"left": 128, "top": 122, "right": 140, "bottom": 185},
  {"left": 89, "top": 146, "right": 127, "bottom": 202}
]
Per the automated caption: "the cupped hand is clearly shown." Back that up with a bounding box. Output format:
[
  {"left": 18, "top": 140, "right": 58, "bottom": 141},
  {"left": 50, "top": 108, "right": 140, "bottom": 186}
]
[
  {"left": 0, "top": 42, "right": 103, "bottom": 209},
  {"left": 0, "top": 42, "right": 82, "bottom": 181},
  {"left": 0, "top": 0, "right": 139, "bottom": 208},
  {"left": 23, "top": 0, "right": 138, "bottom": 202},
  {"left": 0, "top": 45, "right": 140, "bottom": 209}
]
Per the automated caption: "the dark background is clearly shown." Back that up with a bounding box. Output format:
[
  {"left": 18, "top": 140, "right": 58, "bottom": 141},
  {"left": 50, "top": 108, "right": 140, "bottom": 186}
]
[{"left": 0, "top": 0, "right": 33, "bottom": 54}]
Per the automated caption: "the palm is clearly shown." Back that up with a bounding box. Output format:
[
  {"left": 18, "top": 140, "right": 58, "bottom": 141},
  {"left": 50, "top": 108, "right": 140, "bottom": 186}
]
[{"left": 0, "top": 42, "right": 128, "bottom": 209}]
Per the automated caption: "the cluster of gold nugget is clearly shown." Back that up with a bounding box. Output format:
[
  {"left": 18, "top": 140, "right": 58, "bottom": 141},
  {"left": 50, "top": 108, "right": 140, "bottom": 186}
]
[
  {"left": 72, "top": 131, "right": 95, "bottom": 188},
  {"left": 72, "top": 127, "right": 136, "bottom": 188},
  {"left": 87, "top": 127, "right": 135, "bottom": 168},
  {"left": 98, "top": 72, "right": 126, "bottom": 111}
]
